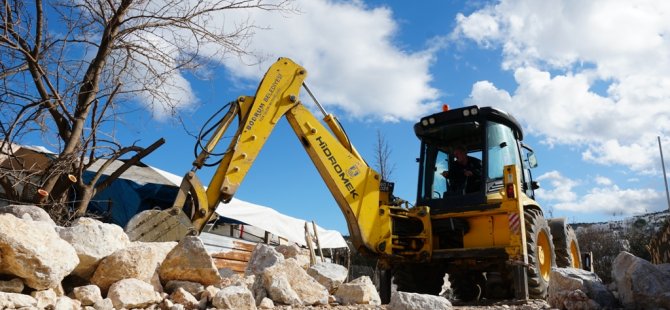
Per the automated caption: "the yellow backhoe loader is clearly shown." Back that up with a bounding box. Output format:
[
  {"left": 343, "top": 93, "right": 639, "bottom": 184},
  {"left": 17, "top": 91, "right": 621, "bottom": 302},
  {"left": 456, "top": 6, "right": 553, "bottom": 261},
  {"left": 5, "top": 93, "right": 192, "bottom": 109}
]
[{"left": 125, "top": 58, "right": 582, "bottom": 302}]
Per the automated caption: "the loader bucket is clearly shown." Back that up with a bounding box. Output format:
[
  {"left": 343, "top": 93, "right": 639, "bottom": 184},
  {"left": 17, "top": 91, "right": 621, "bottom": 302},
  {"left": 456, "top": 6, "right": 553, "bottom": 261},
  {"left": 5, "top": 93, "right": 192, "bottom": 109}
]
[{"left": 125, "top": 208, "right": 196, "bottom": 242}]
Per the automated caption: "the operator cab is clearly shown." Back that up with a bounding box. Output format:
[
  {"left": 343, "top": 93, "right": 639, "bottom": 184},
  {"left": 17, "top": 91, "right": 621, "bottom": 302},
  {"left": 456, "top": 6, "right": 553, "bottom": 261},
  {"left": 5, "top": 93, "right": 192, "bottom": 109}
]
[{"left": 414, "top": 105, "right": 538, "bottom": 214}]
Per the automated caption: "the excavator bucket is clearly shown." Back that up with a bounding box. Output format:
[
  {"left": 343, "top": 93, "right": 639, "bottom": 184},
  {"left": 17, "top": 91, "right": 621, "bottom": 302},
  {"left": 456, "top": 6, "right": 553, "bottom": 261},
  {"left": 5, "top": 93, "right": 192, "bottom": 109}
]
[{"left": 125, "top": 208, "right": 196, "bottom": 242}]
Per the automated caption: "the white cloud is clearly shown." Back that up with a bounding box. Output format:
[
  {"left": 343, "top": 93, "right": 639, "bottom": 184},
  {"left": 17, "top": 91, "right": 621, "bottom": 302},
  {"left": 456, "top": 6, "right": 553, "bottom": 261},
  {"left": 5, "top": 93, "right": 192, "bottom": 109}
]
[
  {"left": 535, "top": 171, "right": 578, "bottom": 202},
  {"left": 535, "top": 171, "right": 665, "bottom": 217},
  {"left": 553, "top": 186, "right": 663, "bottom": 217},
  {"left": 215, "top": 0, "right": 440, "bottom": 122},
  {"left": 455, "top": 0, "right": 670, "bottom": 173},
  {"left": 454, "top": 11, "right": 500, "bottom": 47},
  {"left": 594, "top": 176, "right": 612, "bottom": 186},
  {"left": 582, "top": 140, "right": 656, "bottom": 173},
  {"left": 115, "top": 0, "right": 439, "bottom": 122}
]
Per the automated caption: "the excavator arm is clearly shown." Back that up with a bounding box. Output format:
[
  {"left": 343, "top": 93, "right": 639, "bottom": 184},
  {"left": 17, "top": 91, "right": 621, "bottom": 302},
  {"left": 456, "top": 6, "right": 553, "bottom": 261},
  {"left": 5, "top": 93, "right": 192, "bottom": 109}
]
[{"left": 125, "top": 58, "right": 431, "bottom": 260}]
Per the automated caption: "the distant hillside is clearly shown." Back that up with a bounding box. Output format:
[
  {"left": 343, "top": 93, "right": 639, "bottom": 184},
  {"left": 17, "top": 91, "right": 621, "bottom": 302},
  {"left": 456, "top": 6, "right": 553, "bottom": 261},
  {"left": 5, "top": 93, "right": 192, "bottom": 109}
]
[
  {"left": 572, "top": 209, "right": 670, "bottom": 234},
  {"left": 570, "top": 209, "right": 669, "bottom": 283}
]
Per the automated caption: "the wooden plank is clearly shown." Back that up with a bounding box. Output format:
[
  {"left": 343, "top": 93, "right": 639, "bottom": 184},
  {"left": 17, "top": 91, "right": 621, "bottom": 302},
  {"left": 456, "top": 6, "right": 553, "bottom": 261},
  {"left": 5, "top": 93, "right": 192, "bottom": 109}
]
[
  {"left": 232, "top": 240, "right": 257, "bottom": 252},
  {"left": 211, "top": 250, "right": 252, "bottom": 262},
  {"left": 213, "top": 258, "right": 247, "bottom": 273},
  {"left": 200, "top": 232, "right": 257, "bottom": 254}
]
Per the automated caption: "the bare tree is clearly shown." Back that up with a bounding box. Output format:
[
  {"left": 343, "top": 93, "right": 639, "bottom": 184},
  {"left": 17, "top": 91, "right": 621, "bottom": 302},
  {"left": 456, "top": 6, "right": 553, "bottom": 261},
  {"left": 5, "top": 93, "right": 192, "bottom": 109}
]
[
  {"left": 0, "top": 0, "right": 294, "bottom": 223},
  {"left": 373, "top": 129, "right": 395, "bottom": 181}
]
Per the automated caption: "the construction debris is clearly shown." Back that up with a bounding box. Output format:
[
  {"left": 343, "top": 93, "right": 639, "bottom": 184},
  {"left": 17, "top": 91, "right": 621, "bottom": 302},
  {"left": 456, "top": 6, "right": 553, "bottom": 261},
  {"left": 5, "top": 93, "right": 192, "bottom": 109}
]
[
  {"left": 611, "top": 251, "right": 670, "bottom": 308},
  {"left": 4, "top": 204, "right": 653, "bottom": 310},
  {"left": 547, "top": 268, "right": 616, "bottom": 309},
  {"left": 0, "top": 205, "right": 390, "bottom": 309}
]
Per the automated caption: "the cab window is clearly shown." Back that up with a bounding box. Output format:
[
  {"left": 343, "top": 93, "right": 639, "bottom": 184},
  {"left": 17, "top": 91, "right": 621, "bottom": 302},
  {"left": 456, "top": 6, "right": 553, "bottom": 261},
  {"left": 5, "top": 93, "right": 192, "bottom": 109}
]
[{"left": 486, "top": 122, "right": 521, "bottom": 180}]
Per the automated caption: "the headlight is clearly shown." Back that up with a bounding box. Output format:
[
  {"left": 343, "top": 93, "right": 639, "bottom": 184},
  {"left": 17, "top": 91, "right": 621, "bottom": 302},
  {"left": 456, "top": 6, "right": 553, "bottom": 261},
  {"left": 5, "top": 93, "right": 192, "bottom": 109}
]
[
  {"left": 428, "top": 117, "right": 435, "bottom": 124},
  {"left": 422, "top": 119, "right": 429, "bottom": 126},
  {"left": 463, "top": 109, "right": 470, "bottom": 117},
  {"left": 471, "top": 107, "right": 478, "bottom": 115}
]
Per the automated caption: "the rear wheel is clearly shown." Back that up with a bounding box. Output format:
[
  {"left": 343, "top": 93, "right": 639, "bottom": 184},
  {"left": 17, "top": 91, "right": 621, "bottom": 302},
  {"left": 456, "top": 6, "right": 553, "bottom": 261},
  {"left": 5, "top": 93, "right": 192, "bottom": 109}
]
[
  {"left": 549, "top": 218, "right": 582, "bottom": 268},
  {"left": 524, "top": 208, "right": 555, "bottom": 299},
  {"left": 393, "top": 264, "right": 443, "bottom": 295}
]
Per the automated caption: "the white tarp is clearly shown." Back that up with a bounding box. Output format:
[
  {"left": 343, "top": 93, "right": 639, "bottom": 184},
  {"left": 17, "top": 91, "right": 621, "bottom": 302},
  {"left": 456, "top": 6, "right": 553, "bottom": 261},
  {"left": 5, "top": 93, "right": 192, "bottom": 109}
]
[
  {"left": 152, "top": 167, "right": 348, "bottom": 249},
  {"left": 214, "top": 198, "right": 348, "bottom": 249}
]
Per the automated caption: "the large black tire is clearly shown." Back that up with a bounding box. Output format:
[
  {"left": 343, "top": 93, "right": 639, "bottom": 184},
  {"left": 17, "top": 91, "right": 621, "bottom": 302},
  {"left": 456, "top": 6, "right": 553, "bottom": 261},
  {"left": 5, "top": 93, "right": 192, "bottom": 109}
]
[
  {"left": 525, "top": 208, "right": 556, "bottom": 299},
  {"left": 549, "top": 218, "right": 582, "bottom": 268},
  {"left": 378, "top": 268, "right": 392, "bottom": 304}
]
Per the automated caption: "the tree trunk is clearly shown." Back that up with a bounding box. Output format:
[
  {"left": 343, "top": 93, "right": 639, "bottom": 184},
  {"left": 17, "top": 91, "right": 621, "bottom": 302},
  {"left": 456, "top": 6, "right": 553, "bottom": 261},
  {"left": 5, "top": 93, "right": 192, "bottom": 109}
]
[{"left": 75, "top": 184, "right": 96, "bottom": 217}]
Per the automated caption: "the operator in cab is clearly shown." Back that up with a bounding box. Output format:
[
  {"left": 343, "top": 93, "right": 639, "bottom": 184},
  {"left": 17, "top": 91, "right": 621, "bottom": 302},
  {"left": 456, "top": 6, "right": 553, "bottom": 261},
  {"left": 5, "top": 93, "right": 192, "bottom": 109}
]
[{"left": 441, "top": 145, "right": 482, "bottom": 194}]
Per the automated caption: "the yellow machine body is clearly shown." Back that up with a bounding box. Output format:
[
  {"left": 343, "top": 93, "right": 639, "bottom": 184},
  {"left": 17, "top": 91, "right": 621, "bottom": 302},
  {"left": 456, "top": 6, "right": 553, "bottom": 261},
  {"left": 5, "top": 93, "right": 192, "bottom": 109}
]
[{"left": 124, "top": 57, "right": 578, "bottom": 302}]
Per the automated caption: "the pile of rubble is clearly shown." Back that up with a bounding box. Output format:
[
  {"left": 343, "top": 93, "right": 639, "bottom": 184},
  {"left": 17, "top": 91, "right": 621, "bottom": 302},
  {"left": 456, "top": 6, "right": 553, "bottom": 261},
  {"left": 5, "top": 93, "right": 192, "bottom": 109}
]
[
  {"left": 548, "top": 252, "right": 670, "bottom": 309},
  {"left": 0, "top": 205, "right": 451, "bottom": 309},
  {"left": 2, "top": 204, "right": 669, "bottom": 310}
]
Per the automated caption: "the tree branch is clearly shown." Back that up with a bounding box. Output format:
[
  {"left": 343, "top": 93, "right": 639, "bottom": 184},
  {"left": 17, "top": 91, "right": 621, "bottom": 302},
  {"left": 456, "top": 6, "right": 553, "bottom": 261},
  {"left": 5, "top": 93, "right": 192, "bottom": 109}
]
[{"left": 94, "top": 137, "right": 165, "bottom": 193}]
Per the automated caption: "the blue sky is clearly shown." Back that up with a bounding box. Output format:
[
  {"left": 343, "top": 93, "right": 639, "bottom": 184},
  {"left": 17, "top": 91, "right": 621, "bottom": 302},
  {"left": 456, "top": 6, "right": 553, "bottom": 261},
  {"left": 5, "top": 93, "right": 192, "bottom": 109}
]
[{"left": 36, "top": 0, "right": 670, "bottom": 233}]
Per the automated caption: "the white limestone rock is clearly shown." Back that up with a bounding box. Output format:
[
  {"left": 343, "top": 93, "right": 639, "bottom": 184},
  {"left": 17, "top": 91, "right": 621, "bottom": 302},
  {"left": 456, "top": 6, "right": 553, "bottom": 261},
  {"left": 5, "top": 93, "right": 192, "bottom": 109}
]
[
  {"left": 259, "top": 297, "right": 274, "bottom": 309},
  {"left": 107, "top": 278, "right": 162, "bottom": 309},
  {"left": 54, "top": 295, "right": 82, "bottom": 310},
  {"left": 334, "top": 276, "right": 381, "bottom": 306},
  {"left": 548, "top": 267, "right": 616, "bottom": 309},
  {"left": 0, "top": 204, "right": 56, "bottom": 226},
  {"left": 59, "top": 217, "right": 130, "bottom": 278},
  {"left": 200, "top": 285, "right": 221, "bottom": 304},
  {"left": 0, "top": 213, "right": 78, "bottom": 290},
  {"left": 212, "top": 285, "right": 257, "bottom": 310},
  {"left": 612, "top": 251, "right": 670, "bottom": 309},
  {"left": 388, "top": 291, "right": 452, "bottom": 310},
  {"left": 158, "top": 236, "right": 221, "bottom": 286},
  {"left": 246, "top": 244, "right": 285, "bottom": 276},
  {"left": 93, "top": 298, "right": 114, "bottom": 310},
  {"left": 170, "top": 287, "right": 199, "bottom": 309},
  {"left": 307, "top": 262, "right": 348, "bottom": 293},
  {"left": 263, "top": 258, "right": 328, "bottom": 306},
  {"left": 275, "top": 244, "right": 310, "bottom": 269},
  {"left": 0, "top": 291, "right": 37, "bottom": 308},
  {"left": 91, "top": 242, "right": 175, "bottom": 293},
  {"left": 73, "top": 285, "right": 103, "bottom": 306},
  {"left": 32, "top": 288, "right": 58, "bottom": 309}
]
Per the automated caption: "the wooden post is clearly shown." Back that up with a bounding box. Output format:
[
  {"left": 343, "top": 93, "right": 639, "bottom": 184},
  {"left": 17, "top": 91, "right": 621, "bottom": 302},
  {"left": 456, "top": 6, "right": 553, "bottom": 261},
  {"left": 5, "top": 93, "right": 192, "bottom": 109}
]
[
  {"left": 312, "top": 221, "right": 325, "bottom": 263},
  {"left": 658, "top": 136, "right": 670, "bottom": 211},
  {"left": 346, "top": 247, "right": 351, "bottom": 282},
  {"left": 304, "top": 222, "right": 316, "bottom": 266}
]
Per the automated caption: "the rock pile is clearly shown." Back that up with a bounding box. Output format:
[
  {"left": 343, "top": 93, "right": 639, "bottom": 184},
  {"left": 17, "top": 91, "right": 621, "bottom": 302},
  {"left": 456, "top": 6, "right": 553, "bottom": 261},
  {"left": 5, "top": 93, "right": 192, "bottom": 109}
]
[
  {"left": 546, "top": 251, "right": 670, "bottom": 309},
  {"left": 547, "top": 268, "right": 617, "bottom": 309},
  {"left": 0, "top": 205, "right": 400, "bottom": 309},
  {"left": 610, "top": 251, "right": 670, "bottom": 309}
]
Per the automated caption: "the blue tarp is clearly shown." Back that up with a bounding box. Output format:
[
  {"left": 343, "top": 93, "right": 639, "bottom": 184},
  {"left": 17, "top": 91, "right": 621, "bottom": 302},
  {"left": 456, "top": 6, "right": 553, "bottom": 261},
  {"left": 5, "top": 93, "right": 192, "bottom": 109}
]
[{"left": 84, "top": 173, "right": 178, "bottom": 226}]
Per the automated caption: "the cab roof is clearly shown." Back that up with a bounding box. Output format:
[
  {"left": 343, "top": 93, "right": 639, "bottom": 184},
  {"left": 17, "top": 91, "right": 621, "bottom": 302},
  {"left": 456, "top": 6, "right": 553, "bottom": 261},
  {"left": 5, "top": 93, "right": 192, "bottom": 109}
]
[{"left": 414, "top": 105, "right": 524, "bottom": 144}]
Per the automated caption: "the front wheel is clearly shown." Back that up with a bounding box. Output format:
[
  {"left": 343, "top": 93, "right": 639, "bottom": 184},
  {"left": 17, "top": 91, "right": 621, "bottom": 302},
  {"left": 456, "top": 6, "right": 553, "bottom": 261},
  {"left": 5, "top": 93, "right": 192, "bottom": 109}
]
[
  {"left": 378, "top": 267, "right": 392, "bottom": 304},
  {"left": 525, "top": 208, "right": 555, "bottom": 299}
]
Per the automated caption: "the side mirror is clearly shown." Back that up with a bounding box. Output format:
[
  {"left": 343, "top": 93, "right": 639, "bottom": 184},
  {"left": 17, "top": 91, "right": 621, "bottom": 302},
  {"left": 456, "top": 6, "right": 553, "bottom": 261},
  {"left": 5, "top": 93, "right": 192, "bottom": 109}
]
[
  {"left": 527, "top": 152, "right": 538, "bottom": 168},
  {"left": 531, "top": 181, "right": 540, "bottom": 190}
]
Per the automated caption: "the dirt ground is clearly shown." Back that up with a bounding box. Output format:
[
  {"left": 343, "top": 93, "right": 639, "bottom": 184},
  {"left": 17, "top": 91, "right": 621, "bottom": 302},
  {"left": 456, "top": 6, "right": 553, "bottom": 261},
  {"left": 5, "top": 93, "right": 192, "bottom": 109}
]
[{"left": 272, "top": 298, "right": 553, "bottom": 309}]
